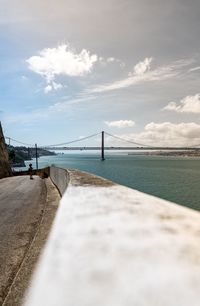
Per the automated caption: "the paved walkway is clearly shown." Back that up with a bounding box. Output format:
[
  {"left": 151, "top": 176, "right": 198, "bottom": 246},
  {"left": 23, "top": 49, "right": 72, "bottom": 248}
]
[{"left": 0, "top": 176, "right": 60, "bottom": 306}]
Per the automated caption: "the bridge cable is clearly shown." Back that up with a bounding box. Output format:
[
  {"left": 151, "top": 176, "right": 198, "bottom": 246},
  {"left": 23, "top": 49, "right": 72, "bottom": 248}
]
[
  {"left": 104, "top": 132, "right": 154, "bottom": 148},
  {"left": 41, "top": 132, "right": 101, "bottom": 148},
  {"left": 5, "top": 137, "right": 34, "bottom": 147}
]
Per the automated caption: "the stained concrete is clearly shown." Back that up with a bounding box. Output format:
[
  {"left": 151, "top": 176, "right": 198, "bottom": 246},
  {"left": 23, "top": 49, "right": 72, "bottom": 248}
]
[{"left": 68, "top": 169, "right": 115, "bottom": 187}]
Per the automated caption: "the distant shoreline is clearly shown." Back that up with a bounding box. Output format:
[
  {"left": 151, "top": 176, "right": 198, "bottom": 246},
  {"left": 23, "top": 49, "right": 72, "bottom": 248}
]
[
  {"left": 127, "top": 150, "right": 200, "bottom": 157},
  {"left": 144, "top": 150, "right": 200, "bottom": 157}
]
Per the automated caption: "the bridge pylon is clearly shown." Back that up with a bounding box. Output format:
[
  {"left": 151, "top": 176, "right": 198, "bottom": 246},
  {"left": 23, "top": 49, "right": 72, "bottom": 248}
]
[{"left": 101, "top": 131, "right": 105, "bottom": 161}]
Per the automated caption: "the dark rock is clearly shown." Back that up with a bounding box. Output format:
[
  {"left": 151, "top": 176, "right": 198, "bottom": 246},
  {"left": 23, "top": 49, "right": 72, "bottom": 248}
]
[{"left": 0, "top": 122, "right": 12, "bottom": 178}]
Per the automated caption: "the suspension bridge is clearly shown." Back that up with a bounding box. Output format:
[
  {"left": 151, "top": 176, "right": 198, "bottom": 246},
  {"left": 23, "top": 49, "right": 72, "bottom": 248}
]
[{"left": 5, "top": 131, "right": 200, "bottom": 165}]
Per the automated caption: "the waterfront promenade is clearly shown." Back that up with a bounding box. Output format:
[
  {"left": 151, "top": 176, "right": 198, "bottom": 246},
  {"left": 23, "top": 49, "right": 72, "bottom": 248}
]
[{"left": 0, "top": 175, "right": 60, "bottom": 306}]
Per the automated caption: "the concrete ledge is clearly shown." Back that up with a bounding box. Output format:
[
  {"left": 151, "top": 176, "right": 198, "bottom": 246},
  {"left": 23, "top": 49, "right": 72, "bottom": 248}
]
[{"left": 24, "top": 168, "right": 200, "bottom": 306}]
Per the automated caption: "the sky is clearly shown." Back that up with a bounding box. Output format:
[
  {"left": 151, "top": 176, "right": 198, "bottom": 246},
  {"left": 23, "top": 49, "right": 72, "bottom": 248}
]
[{"left": 1, "top": 0, "right": 200, "bottom": 147}]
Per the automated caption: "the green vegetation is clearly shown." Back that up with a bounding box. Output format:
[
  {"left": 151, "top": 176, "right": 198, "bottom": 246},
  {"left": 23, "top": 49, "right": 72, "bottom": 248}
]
[{"left": 7, "top": 146, "right": 56, "bottom": 167}]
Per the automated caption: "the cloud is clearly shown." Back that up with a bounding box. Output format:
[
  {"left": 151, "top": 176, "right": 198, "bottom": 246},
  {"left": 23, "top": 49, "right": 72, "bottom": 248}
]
[
  {"left": 49, "top": 95, "right": 97, "bottom": 112},
  {"left": 27, "top": 44, "right": 98, "bottom": 92},
  {"left": 44, "top": 85, "right": 53, "bottom": 94},
  {"left": 44, "top": 81, "right": 63, "bottom": 93},
  {"left": 133, "top": 122, "right": 200, "bottom": 147},
  {"left": 107, "top": 57, "right": 125, "bottom": 67},
  {"left": 189, "top": 66, "right": 200, "bottom": 72},
  {"left": 107, "top": 57, "right": 115, "bottom": 63},
  {"left": 89, "top": 58, "right": 192, "bottom": 93},
  {"left": 106, "top": 122, "right": 200, "bottom": 147},
  {"left": 105, "top": 120, "right": 135, "bottom": 128},
  {"left": 129, "top": 57, "right": 153, "bottom": 76},
  {"left": 163, "top": 94, "right": 200, "bottom": 113},
  {"left": 99, "top": 56, "right": 125, "bottom": 68}
]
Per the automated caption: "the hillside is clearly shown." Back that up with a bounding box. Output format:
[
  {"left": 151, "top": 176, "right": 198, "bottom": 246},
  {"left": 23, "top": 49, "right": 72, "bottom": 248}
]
[
  {"left": 8, "top": 146, "right": 56, "bottom": 167},
  {"left": 0, "top": 123, "right": 12, "bottom": 178}
]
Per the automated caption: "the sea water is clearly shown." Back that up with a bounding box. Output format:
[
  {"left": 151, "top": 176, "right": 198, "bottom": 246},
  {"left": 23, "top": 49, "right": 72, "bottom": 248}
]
[{"left": 19, "top": 152, "right": 200, "bottom": 211}]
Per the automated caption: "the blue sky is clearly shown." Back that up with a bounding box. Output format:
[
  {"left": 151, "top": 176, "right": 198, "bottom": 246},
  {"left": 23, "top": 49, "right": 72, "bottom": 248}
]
[{"left": 1, "top": 0, "right": 200, "bottom": 147}]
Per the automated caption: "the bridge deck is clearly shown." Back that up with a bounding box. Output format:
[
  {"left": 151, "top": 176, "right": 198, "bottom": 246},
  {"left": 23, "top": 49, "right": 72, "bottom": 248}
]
[{"left": 46, "top": 146, "right": 200, "bottom": 150}]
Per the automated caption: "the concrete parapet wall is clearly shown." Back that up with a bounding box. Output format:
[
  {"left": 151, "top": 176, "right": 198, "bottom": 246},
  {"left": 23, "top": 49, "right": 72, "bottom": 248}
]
[
  {"left": 49, "top": 167, "right": 70, "bottom": 196},
  {"left": 24, "top": 167, "right": 200, "bottom": 306},
  {"left": 49, "top": 167, "right": 114, "bottom": 194}
]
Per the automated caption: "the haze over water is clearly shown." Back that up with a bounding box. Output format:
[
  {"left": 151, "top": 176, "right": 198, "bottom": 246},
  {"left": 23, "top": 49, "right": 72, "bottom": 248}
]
[{"left": 24, "top": 152, "right": 200, "bottom": 212}]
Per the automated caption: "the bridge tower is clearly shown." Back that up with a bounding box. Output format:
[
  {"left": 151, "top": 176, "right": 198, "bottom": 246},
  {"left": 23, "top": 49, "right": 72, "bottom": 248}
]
[
  {"left": 101, "top": 131, "right": 105, "bottom": 161},
  {"left": 35, "top": 143, "right": 38, "bottom": 170}
]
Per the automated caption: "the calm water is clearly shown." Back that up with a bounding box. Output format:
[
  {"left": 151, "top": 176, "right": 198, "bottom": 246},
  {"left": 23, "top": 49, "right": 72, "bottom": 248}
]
[{"left": 21, "top": 152, "right": 200, "bottom": 211}]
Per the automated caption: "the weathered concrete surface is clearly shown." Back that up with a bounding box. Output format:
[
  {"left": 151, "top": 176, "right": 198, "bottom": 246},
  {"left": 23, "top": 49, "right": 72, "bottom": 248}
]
[
  {"left": 49, "top": 167, "right": 70, "bottom": 195},
  {"left": 68, "top": 169, "right": 115, "bottom": 187},
  {"left": 0, "top": 176, "right": 60, "bottom": 306},
  {"left": 49, "top": 167, "right": 114, "bottom": 196},
  {"left": 0, "top": 123, "right": 12, "bottom": 178},
  {"left": 24, "top": 169, "right": 200, "bottom": 306}
]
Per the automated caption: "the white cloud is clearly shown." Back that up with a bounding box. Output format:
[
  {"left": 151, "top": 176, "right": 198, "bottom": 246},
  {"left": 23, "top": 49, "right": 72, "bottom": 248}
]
[
  {"left": 129, "top": 57, "right": 153, "bottom": 76},
  {"left": 45, "top": 81, "right": 63, "bottom": 93},
  {"left": 107, "top": 57, "right": 115, "bottom": 63},
  {"left": 99, "top": 56, "right": 125, "bottom": 68},
  {"left": 44, "top": 81, "right": 63, "bottom": 93},
  {"left": 27, "top": 44, "right": 98, "bottom": 79},
  {"left": 189, "top": 66, "right": 200, "bottom": 72},
  {"left": 52, "top": 82, "right": 63, "bottom": 90},
  {"left": 105, "top": 122, "right": 200, "bottom": 147},
  {"left": 89, "top": 58, "right": 192, "bottom": 93},
  {"left": 49, "top": 95, "right": 97, "bottom": 112},
  {"left": 105, "top": 120, "right": 135, "bottom": 128},
  {"left": 44, "top": 85, "right": 53, "bottom": 93},
  {"left": 27, "top": 44, "right": 98, "bottom": 92},
  {"left": 163, "top": 94, "right": 200, "bottom": 113},
  {"left": 132, "top": 122, "right": 200, "bottom": 147}
]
